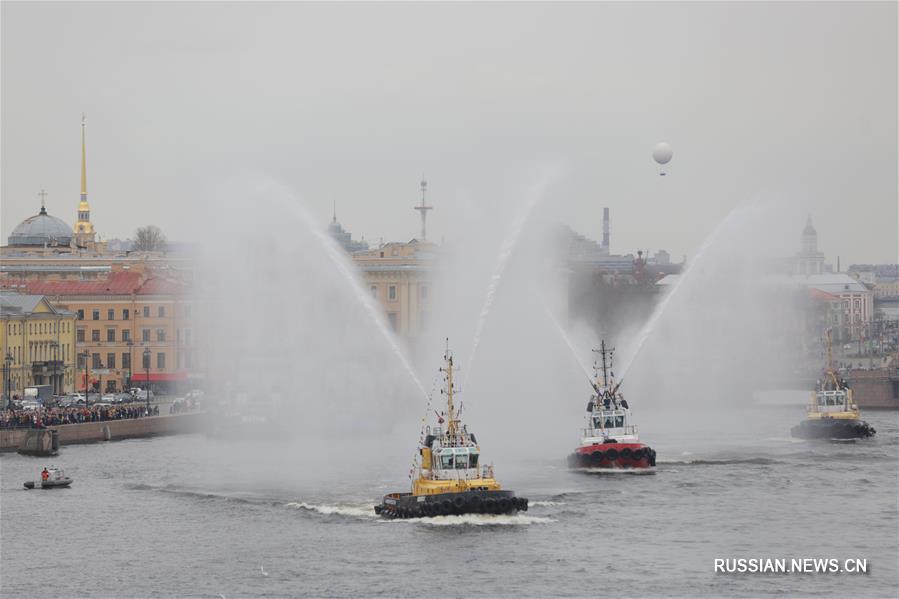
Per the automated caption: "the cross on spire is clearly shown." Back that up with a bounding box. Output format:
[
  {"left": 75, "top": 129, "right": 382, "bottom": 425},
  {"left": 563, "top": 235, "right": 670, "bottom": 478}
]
[{"left": 38, "top": 189, "right": 48, "bottom": 209}]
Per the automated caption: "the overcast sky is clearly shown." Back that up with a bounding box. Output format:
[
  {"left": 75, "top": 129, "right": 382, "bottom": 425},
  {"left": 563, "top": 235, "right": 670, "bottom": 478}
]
[{"left": 2, "top": 2, "right": 896, "bottom": 265}]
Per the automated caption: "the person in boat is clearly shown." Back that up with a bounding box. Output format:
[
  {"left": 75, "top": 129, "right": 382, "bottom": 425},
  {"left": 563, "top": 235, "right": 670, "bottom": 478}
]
[{"left": 41, "top": 468, "right": 49, "bottom": 482}]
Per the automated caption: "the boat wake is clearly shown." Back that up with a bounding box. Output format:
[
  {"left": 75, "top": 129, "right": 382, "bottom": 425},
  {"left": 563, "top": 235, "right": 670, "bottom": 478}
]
[
  {"left": 528, "top": 500, "right": 565, "bottom": 507},
  {"left": 656, "top": 457, "right": 781, "bottom": 466},
  {"left": 387, "top": 513, "right": 553, "bottom": 526},
  {"left": 285, "top": 502, "right": 376, "bottom": 519},
  {"left": 571, "top": 467, "right": 656, "bottom": 475}
]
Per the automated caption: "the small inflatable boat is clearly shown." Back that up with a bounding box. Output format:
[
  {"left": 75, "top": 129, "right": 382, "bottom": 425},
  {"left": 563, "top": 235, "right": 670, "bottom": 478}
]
[{"left": 24, "top": 467, "right": 72, "bottom": 489}]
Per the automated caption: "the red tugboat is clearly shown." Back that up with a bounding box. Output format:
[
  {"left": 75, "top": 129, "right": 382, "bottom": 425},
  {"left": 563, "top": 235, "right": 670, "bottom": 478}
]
[{"left": 567, "top": 341, "right": 656, "bottom": 470}]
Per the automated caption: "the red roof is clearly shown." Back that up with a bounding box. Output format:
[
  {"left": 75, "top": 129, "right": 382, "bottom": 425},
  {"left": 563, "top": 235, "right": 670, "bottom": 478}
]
[
  {"left": 3, "top": 271, "right": 185, "bottom": 297},
  {"left": 808, "top": 287, "right": 841, "bottom": 302}
]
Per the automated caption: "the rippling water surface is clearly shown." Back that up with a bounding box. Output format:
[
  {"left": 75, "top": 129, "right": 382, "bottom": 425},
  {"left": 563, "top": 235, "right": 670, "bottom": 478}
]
[{"left": 2, "top": 407, "right": 897, "bottom": 597}]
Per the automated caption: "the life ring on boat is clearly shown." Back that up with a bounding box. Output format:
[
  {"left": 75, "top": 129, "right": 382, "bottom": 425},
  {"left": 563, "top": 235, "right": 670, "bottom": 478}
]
[
  {"left": 632, "top": 448, "right": 645, "bottom": 460},
  {"left": 499, "top": 498, "right": 512, "bottom": 512},
  {"left": 453, "top": 496, "right": 466, "bottom": 510},
  {"left": 440, "top": 500, "right": 452, "bottom": 515},
  {"left": 468, "top": 496, "right": 483, "bottom": 512},
  {"left": 591, "top": 451, "right": 604, "bottom": 464},
  {"left": 484, "top": 498, "right": 497, "bottom": 513},
  {"left": 605, "top": 448, "right": 619, "bottom": 461},
  {"left": 620, "top": 448, "right": 633, "bottom": 460}
]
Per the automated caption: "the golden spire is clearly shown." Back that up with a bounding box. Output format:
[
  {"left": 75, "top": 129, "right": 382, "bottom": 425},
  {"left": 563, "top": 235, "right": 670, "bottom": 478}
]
[
  {"left": 74, "top": 113, "right": 95, "bottom": 240},
  {"left": 80, "top": 113, "right": 87, "bottom": 198}
]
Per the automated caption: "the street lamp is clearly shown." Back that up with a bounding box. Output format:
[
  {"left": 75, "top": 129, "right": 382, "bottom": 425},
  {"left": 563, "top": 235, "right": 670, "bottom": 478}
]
[
  {"left": 3, "top": 351, "right": 13, "bottom": 411},
  {"left": 143, "top": 346, "right": 151, "bottom": 415},
  {"left": 49, "top": 341, "right": 59, "bottom": 396},
  {"left": 126, "top": 340, "right": 134, "bottom": 391},
  {"left": 81, "top": 349, "right": 90, "bottom": 408}
]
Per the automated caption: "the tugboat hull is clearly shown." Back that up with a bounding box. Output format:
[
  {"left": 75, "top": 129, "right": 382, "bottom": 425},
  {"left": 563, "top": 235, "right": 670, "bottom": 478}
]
[
  {"left": 375, "top": 490, "right": 527, "bottom": 519},
  {"left": 568, "top": 443, "right": 656, "bottom": 469},
  {"left": 791, "top": 418, "right": 875, "bottom": 440}
]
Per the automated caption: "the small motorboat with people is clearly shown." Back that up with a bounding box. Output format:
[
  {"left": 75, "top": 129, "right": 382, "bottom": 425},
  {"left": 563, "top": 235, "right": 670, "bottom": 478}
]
[
  {"left": 24, "top": 466, "right": 72, "bottom": 489},
  {"left": 791, "top": 329, "right": 875, "bottom": 440},
  {"left": 375, "top": 341, "right": 528, "bottom": 519},
  {"left": 567, "top": 340, "right": 656, "bottom": 470}
]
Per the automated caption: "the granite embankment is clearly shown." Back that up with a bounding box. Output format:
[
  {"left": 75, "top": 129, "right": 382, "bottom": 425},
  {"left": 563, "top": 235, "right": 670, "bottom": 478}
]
[{"left": 0, "top": 412, "right": 204, "bottom": 452}]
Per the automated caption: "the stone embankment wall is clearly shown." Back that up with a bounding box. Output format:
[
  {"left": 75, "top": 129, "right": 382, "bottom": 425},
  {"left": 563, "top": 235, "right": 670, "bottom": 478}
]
[
  {"left": 0, "top": 412, "right": 204, "bottom": 452},
  {"left": 848, "top": 370, "right": 899, "bottom": 409}
]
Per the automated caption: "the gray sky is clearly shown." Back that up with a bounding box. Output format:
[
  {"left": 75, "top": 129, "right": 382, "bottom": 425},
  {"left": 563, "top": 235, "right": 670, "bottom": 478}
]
[{"left": 2, "top": 1, "right": 896, "bottom": 265}]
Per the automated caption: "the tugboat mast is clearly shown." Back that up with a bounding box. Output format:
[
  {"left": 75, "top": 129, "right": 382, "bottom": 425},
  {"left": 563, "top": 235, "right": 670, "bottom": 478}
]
[
  {"left": 592, "top": 340, "right": 614, "bottom": 389},
  {"left": 440, "top": 339, "right": 459, "bottom": 441}
]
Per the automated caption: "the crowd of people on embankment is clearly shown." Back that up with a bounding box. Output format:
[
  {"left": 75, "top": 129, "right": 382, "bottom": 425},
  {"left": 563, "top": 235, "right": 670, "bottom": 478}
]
[{"left": 1, "top": 403, "right": 159, "bottom": 430}]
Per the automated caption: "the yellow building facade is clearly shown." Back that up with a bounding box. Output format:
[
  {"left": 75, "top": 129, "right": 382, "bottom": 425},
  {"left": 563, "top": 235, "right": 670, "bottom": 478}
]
[
  {"left": 1, "top": 294, "right": 77, "bottom": 398},
  {"left": 352, "top": 240, "right": 435, "bottom": 339}
]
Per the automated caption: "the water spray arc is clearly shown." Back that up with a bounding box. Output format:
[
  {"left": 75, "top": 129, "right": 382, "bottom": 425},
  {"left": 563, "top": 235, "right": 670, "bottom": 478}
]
[
  {"left": 463, "top": 172, "right": 559, "bottom": 385},
  {"left": 270, "top": 185, "right": 430, "bottom": 402},
  {"left": 614, "top": 205, "right": 752, "bottom": 384}
]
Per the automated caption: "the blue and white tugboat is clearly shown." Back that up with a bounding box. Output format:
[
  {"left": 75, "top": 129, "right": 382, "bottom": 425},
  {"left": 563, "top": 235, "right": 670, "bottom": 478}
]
[{"left": 567, "top": 341, "right": 656, "bottom": 469}]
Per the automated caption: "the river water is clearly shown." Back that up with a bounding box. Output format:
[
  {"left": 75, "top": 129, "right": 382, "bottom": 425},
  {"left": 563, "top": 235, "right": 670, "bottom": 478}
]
[{"left": 2, "top": 406, "right": 897, "bottom": 598}]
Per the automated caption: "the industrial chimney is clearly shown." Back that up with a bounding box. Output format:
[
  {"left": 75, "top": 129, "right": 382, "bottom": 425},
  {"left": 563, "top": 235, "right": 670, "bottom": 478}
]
[{"left": 602, "top": 207, "right": 610, "bottom": 250}]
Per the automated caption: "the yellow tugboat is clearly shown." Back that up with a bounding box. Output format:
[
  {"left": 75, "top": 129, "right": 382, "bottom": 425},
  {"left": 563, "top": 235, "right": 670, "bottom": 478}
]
[
  {"left": 374, "top": 341, "right": 527, "bottom": 518},
  {"left": 791, "top": 329, "right": 875, "bottom": 440}
]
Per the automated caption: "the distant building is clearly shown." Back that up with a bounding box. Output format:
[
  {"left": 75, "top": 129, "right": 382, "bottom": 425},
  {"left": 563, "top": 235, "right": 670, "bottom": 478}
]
[
  {"left": 2, "top": 271, "right": 196, "bottom": 393},
  {"left": 1, "top": 293, "right": 77, "bottom": 397},
  {"left": 327, "top": 205, "right": 369, "bottom": 253},
  {"left": 352, "top": 240, "right": 435, "bottom": 339},
  {"left": 794, "top": 216, "right": 828, "bottom": 275}
]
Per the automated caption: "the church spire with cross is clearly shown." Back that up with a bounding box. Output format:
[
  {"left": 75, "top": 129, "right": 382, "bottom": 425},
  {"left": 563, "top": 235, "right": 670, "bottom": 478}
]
[
  {"left": 414, "top": 179, "right": 432, "bottom": 240},
  {"left": 74, "top": 113, "right": 96, "bottom": 245}
]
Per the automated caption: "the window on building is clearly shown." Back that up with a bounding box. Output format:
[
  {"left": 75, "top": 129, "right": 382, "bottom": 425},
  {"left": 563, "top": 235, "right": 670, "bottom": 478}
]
[
  {"left": 143, "top": 306, "right": 150, "bottom": 317},
  {"left": 142, "top": 329, "right": 150, "bottom": 342},
  {"left": 122, "top": 329, "right": 131, "bottom": 342},
  {"left": 92, "top": 310, "right": 100, "bottom": 321},
  {"left": 157, "top": 352, "right": 165, "bottom": 369},
  {"left": 77, "top": 309, "right": 85, "bottom": 320},
  {"left": 122, "top": 353, "right": 131, "bottom": 369},
  {"left": 77, "top": 353, "right": 86, "bottom": 369},
  {"left": 123, "top": 309, "right": 130, "bottom": 321},
  {"left": 92, "top": 353, "right": 101, "bottom": 369},
  {"left": 77, "top": 329, "right": 85, "bottom": 343},
  {"left": 107, "top": 329, "right": 116, "bottom": 342},
  {"left": 370, "top": 285, "right": 378, "bottom": 298},
  {"left": 387, "top": 312, "right": 397, "bottom": 331},
  {"left": 177, "top": 352, "right": 182, "bottom": 369},
  {"left": 142, "top": 352, "right": 150, "bottom": 370},
  {"left": 157, "top": 329, "right": 166, "bottom": 342},
  {"left": 107, "top": 353, "right": 116, "bottom": 369},
  {"left": 158, "top": 306, "right": 165, "bottom": 318},
  {"left": 388, "top": 285, "right": 397, "bottom": 301},
  {"left": 186, "top": 352, "right": 193, "bottom": 368},
  {"left": 420, "top": 285, "right": 428, "bottom": 301},
  {"left": 92, "top": 330, "right": 100, "bottom": 342},
  {"left": 185, "top": 329, "right": 191, "bottom": 345},
  {"left": 107, "top": 309, "right": 115, "bottom": 320}
]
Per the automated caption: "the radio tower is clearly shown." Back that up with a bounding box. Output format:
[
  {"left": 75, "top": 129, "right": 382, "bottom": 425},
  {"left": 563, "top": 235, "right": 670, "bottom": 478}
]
[{"left": 414, "top": 179, "right": 432, "bottom": 240}]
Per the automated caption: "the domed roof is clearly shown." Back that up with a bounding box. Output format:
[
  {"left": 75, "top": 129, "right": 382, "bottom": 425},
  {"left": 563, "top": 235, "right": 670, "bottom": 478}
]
[{"left": 8, "top": 206, "right": 73, "bottom": 247}]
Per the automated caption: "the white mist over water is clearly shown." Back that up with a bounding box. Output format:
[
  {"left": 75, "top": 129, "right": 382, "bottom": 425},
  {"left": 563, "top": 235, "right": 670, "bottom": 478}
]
[
  {"left": 615, "top": 204, "right": 763, "bottom": 385},
  {"left": 463, "top": 168, "right": 561, "bottom": 385},
  {"left": 191, "top": 178, "right": 428, "bottom": 462},
  {"left": 609, "top": 200, "right": 806, "bottom": 441}
]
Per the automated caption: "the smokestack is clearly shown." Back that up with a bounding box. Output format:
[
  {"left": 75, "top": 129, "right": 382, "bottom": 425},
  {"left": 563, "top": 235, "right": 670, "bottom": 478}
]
[{"left": 602, "top": 207, "right": 610, "bottom": 250}]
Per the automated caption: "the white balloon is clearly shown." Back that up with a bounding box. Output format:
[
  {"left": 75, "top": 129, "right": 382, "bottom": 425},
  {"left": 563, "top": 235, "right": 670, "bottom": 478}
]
[{"left": 653, "top": 142, "right": 673, "bottom": 165}]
